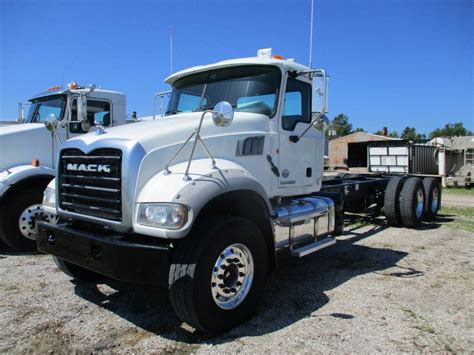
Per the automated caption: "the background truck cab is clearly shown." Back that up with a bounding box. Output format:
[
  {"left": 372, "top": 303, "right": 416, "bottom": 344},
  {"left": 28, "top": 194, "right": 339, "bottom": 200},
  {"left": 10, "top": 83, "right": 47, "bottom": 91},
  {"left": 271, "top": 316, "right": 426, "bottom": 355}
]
[{"left": 0, "top": 83, "right": 128, "bottom": 251}]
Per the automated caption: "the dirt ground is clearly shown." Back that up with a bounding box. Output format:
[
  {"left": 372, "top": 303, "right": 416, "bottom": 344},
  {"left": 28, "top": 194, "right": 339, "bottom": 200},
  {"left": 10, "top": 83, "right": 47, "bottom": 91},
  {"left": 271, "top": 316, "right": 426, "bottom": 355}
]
[{"left": 0, "top": 192, "right": 473, "bottom": 353}]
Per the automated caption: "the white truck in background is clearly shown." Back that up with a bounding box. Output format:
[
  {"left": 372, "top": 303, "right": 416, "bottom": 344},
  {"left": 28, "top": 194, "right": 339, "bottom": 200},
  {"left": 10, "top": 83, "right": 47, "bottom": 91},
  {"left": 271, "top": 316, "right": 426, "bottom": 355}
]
[
  {"left": 0, "top": 83, "right": 134, "bottom": 251},
  {"left": 38, "top": 49, "right": 442, "bottom": 333}
]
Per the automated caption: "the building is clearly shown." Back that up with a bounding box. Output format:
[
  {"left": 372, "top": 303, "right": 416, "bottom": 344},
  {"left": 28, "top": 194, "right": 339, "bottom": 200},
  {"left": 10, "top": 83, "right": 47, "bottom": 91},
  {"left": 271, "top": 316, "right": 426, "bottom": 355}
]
[{"left": 328, "top": 132, "right": 400, "bottom": 170}]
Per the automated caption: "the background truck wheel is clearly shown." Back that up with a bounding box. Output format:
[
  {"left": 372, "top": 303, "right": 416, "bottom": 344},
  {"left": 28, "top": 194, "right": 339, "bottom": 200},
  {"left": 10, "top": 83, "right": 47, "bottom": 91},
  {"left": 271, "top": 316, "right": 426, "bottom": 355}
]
[
  {"left": 423, "top": 177, "right": 441, "bottom": 221},
  {"left": 169, "top": 217, "right": 268, "bottom": 334},
  {"left": 400, "top": 177, "right": 425, "bottom": 228},
  {"left": 0, "top": 187, "right": 53, "bottom": 252},
  {"left": 53, "top": 257, "right": 105, "bottom": 282},
  {"left": 384, "top": 177, "right": 405, "bottom": 226}
]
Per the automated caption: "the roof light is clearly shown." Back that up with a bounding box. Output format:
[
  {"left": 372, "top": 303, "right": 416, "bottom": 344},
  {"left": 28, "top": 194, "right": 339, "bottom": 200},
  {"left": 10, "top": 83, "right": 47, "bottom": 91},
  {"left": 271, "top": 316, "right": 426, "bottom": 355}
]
[
  {"left": 68, "top": 81, "right": 78, "bottom": 90},
  {"left": 47, "top": 85, "right": 62, "bottom": 91},
  {"left": 32, "top": 159, "right": 40, "bottom": 167},
  {"left": 273, "top": 55, "right": 284, "bottom": 60}
]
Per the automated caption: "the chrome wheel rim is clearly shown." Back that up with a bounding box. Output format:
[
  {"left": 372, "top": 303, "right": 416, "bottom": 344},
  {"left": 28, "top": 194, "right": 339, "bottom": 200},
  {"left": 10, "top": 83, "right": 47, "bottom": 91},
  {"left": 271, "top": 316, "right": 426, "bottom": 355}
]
[
  {"left": 18, "top": 204, "right": 54, "bottom": 240},
  {"left": 415, "top": 189, "right": 424, "bottom": 218},
  {"left": 431, "top": 187, "right": 439, "bottom": 213},
  {"left": 211, "top": 243, "right": 254, "bottom": 310}
]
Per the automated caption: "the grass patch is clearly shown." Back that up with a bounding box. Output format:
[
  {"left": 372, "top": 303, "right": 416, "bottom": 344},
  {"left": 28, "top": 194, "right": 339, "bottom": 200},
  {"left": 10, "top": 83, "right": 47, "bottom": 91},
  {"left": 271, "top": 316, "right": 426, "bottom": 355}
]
[
  {"left": 440, "top": 206, "right": 474, "bottom": 233},
  {"left": 440, "top": 206, "right": 474, "bottom": 218},
  {"left": 443, "top": 187, "right": 474, "bottom": 196}
]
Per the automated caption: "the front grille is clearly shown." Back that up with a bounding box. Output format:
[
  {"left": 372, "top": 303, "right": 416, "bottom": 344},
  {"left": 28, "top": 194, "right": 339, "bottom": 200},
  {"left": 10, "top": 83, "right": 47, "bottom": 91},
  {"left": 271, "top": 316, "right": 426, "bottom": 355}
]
[{"left": 59, "top": 148, "right": 122, "bottom": 221}]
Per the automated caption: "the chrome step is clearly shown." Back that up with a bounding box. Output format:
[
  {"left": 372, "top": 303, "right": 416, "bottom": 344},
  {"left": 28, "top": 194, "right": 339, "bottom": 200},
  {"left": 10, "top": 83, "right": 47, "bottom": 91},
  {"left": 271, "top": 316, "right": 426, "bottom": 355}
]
[{"left": 291, "top": 237, "right": 336, "bottom": 257}]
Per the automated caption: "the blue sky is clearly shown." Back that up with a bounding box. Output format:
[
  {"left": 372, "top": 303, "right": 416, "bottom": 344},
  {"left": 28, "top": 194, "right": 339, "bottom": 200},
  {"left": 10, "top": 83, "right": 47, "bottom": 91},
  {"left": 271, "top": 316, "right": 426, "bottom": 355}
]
[{"left": 1, "top": 0, "right": 472, "bottom": 134}]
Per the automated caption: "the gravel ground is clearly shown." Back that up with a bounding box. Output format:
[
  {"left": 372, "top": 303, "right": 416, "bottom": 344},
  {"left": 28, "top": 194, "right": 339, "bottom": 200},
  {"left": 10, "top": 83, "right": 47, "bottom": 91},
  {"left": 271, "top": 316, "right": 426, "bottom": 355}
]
[{"left": 1, "top": 197, "right": 473, "bottom": 352}]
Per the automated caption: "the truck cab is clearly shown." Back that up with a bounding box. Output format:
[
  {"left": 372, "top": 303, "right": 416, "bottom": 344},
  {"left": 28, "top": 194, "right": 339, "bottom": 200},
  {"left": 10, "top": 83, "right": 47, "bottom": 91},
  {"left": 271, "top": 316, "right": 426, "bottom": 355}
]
[
  {"left": 38, "top": 49, "right": 334, "bottom": 333},
  {"left": 0, "top": 83, "right": 128, "bottom": 251}
]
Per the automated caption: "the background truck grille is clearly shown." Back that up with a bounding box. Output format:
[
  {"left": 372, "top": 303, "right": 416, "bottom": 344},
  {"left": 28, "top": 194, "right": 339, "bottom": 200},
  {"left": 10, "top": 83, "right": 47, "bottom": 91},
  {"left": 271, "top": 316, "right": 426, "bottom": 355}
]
[{"left": 59, "top": 148, "right": 122, "bottom": 221}]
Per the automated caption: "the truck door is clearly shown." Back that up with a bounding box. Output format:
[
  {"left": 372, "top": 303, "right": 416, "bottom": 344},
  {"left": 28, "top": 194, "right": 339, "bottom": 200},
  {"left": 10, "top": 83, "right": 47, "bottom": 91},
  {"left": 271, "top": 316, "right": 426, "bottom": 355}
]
[{"left": 278, "top": 77, "right": 318, "bottom": 189}]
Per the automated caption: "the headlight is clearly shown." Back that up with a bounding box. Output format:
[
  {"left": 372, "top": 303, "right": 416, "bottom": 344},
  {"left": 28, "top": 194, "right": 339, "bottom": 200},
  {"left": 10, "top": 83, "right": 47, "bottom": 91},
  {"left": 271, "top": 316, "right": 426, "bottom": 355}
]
[
  {"left": 42, "top": 187, "right": 56, "bottom": 208},
  {"left": 138, "top": 203, "right": 188, "bottom": 229}
]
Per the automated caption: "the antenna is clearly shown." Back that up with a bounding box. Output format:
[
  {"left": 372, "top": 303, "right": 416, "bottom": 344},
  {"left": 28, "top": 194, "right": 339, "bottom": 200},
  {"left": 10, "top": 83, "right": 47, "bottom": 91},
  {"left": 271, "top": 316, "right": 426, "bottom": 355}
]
[
  {"left": 309, "top": 0, "right": 314, "bottom": 68},
  {"left": 169, "top": 26, "right": 174, "bottom": 74}
]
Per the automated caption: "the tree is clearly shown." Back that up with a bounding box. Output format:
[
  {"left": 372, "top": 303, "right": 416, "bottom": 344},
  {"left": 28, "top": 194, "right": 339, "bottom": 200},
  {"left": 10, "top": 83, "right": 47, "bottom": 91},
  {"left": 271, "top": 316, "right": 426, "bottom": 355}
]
[
  {"left": 330, "top": 114, "right": 353, "bottom": 137},
  {"left": 400, "top": 127, "right": 425, "bottom": 141},
  {"left": 353, "top": 127, "right": 366, "bottom": 133},
  {"left": 429, "top": 122, "right": 473, "bottom": 139}
]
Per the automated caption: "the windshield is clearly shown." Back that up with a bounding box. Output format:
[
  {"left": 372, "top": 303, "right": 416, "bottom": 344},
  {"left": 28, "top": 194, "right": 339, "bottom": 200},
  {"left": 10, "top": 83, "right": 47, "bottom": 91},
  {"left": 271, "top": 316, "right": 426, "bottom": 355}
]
[
  {"left": 26, "top": 95, "right": 66, "bottom": 123},
  {"left": 166, "top": 65, "right": 281, "bottom": 117}
]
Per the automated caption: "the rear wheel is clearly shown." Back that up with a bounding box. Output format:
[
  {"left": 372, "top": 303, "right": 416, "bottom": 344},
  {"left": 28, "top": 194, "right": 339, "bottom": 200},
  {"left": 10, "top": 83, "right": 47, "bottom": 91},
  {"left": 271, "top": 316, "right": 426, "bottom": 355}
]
[
  {"left": 169, "top": 217, "right": 268, "bottom": 333},
  {"left": 400, "top": 177, "right": 425, "bottom": 228},
  {"left": 384, "top": 177, "right": 405, "bottom": 226},
  {"left": 0, "top": 188, "right": 54, "bottom": 252},
  {"left": 423, "top": 177, "right": 441, "bottom": 221},
  {"left": 53, "top": 257, "right": 105, "bottom": 282}
]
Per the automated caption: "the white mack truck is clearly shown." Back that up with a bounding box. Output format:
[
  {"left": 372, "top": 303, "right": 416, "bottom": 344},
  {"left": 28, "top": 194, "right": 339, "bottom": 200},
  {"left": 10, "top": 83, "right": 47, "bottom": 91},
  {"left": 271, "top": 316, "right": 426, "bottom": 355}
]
[
  {"left": 0, "top": 83, "right": 132, "bottom": 251},
  {"left": 37, "top": 49, "right": 442, "bottom": 333}
]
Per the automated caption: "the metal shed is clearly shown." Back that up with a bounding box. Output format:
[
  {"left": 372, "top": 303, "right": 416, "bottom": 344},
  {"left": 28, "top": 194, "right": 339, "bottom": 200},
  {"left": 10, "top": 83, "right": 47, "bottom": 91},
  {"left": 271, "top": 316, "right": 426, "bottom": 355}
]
[{"left": 328, "top": 132, "right": 399, "bottom": 170}]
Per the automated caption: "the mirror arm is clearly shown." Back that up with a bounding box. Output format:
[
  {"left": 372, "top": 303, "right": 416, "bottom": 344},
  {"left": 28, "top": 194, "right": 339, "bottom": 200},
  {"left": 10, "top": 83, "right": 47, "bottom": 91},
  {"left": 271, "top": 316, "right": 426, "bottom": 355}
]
[{"left": 289, "top": 111, "right": 326, "bottom": 143}]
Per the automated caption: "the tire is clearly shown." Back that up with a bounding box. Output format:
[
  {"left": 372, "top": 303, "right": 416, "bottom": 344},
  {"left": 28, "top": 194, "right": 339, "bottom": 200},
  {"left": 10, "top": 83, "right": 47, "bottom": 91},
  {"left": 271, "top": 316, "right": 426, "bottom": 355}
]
[
  {"left": 384, "top": 177, "right": 405, "bottom": 227},
  {"left": 53, "top": 257, "right": 105, "bottom": 282},
  {"left": 423, "top": 178, "right": 441, "bottom": 221},
  {"left": 400, "top": 177, "right": 425, "bottom": 228},
  {"left": 169, "top": 217, "right": 268, "bottom": 333},
  {"left": 0, "top": 187, "right": 53, "bottom": 252}
]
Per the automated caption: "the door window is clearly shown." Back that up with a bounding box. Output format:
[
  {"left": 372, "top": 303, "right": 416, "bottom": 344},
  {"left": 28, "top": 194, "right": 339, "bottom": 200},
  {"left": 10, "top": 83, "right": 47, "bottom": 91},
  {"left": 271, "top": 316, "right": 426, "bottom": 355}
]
[
  {"left": 282, "top": 78, "right": 311, "bottom": 131},
  {"left": 70, "top": 99, "right": 111, "bottom": 126}
]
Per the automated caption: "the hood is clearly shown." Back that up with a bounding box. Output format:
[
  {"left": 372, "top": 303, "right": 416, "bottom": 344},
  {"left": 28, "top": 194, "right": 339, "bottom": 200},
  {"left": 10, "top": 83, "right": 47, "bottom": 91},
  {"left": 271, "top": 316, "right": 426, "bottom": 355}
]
[
  {"left": 0, "top": 123, "right": 54, "bottom": 169},
  {"left": 68, "top": 112, "right": 270, "bottom": 153}
]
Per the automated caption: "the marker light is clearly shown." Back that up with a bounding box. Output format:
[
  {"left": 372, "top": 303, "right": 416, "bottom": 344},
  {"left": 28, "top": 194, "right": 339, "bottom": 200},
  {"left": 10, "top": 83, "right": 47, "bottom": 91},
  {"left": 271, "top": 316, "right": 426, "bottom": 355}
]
[
  {"left": 138, "top": 203, "right": 188, "bottom": 229},
  {"left": 32, "top": 159, "right": 40, "bottom": 167},
  {"left": 68, "top": 81, "right": 78, "bottom": 90},
  {"left": 273, "top": 55, "right": 284, "bottom": 60},
  {"left": 47, "top": 85, "right": 62, "bottom": 91}
]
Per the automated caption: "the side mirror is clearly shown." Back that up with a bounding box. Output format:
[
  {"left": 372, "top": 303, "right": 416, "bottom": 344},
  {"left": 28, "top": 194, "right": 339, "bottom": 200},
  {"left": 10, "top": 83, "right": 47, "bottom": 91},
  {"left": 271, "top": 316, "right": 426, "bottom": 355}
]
[
  {"left": 77, "top": 94, "right": 88, "bottom": 123},
  {"left": 212, "top": 101, "right": 234, "bottom": 127},
  {"left": 44, "top": 113, "right": 60, "bottom": 132},
  {"left": 311, "top": 74, "right": 328, "bottom": 114},
  {"left": 314, "top": 113, "right": 330, "bottom": 131}
]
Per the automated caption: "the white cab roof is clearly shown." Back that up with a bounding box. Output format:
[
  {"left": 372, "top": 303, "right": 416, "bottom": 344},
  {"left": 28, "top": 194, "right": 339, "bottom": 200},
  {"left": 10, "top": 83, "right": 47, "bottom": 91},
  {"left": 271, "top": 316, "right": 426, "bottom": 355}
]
[{"left": 165, "top": 48, "right": 309, "bottom": 85}]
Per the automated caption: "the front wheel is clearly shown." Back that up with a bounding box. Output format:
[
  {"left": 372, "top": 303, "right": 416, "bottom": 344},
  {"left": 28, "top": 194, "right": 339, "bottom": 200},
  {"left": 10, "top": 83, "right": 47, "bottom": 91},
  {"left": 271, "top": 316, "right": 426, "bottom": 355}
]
[
  {"left": 169, "top": 217, "right": 268, "bottom": 333},
  {"left": 0, "top": 188, "right": 54, "bottom": 252}
]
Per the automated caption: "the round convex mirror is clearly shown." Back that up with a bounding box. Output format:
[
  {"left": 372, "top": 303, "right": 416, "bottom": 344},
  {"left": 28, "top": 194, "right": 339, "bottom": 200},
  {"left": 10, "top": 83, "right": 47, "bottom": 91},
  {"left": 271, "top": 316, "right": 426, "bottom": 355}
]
[
  {"left": 80, "top": 120, "right": 91, "bottom": 133},
  {"left": 44, "top": 113, "right": 59, "bottom": 132},
  {"left": 212, "top": 101, "right": 234, "bottom": 127}
]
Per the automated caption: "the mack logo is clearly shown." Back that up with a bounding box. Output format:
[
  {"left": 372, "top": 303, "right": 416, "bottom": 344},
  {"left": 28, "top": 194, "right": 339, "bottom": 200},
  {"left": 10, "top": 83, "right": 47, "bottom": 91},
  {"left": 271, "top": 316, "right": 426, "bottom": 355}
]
[{"left": 66, "top": 163, "right": 111, "bottom": 173}]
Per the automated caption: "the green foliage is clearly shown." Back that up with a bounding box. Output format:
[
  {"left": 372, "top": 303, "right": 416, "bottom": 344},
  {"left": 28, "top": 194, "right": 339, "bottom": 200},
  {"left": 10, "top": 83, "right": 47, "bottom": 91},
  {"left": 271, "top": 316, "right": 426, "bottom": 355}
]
[
  {"left": 331, "top": 113, "right": 353, "bottom": 137},
  {"left": 429, "top": 122, "right": 473, "bottom": 139},
  {"left": 353, "top": 127, "right": 366, "bottom": 133},
  {"left": 400, "top": 127, "right": 426, "bottom": 141}
]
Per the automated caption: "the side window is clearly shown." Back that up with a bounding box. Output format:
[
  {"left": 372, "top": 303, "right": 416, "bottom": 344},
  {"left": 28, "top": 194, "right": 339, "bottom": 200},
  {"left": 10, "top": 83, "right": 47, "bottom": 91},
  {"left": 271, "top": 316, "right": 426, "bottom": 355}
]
[
  {"left": 69, "top": 99, "right": 111, "bottom": 133},
  {"left": 282, "top": 78, "right": 311, "bottom": 131},
  {"left": 88, "top": 100, "right": 111, "bottom": 126},
  {"left": 177, "top": 93, "right": 207, "bottom": 112},
  {"left": 70, "top": 99, "right": 111, "bottom": 126}
]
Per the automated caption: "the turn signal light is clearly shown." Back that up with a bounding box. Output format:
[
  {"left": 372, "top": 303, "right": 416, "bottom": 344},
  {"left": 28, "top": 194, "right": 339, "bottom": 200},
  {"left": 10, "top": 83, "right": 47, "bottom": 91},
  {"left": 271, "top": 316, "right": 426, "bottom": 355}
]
[{"left": 32, "top": 159, "right": 40, "bottom": 167}]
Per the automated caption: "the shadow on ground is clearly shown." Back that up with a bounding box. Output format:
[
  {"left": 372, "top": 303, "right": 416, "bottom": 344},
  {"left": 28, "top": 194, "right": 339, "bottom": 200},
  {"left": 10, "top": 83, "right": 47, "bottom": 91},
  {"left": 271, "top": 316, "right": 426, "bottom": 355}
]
[{"left": 72, "top": 214, "right": 451, "bottom": 345}]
